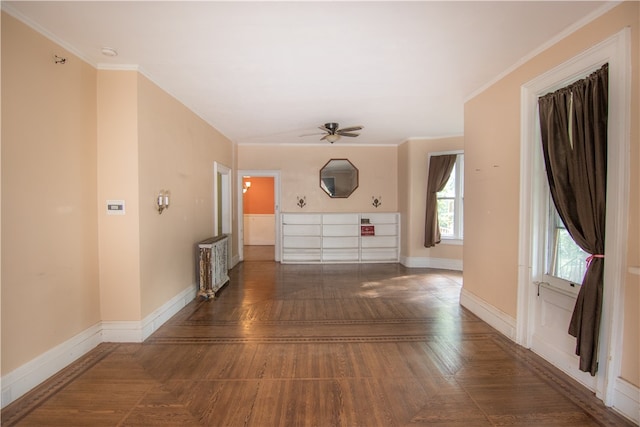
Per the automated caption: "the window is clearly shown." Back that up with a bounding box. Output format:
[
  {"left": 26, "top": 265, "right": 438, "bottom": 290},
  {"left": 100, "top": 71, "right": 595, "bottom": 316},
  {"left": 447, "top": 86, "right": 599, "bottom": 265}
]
[
  {"left": 436, "top": 153, "right": 464, "bottom": 240},
  {"left": 547, "top": 198, "right": 588, "bottom": 285}
]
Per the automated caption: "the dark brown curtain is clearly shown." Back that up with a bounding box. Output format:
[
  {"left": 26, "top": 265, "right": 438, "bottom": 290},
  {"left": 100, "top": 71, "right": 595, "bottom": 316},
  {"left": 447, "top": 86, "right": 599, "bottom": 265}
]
[
  {"left": 538, "top": 63, "right": 608, "bottom": 376},
  {"left": 424, "top": 154, "right": 457, "bottom": 248}
]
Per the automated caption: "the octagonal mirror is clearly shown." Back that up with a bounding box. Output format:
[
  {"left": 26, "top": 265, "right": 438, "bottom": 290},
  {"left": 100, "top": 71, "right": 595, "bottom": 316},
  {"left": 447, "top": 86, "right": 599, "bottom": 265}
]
[{"left": 320, "top": 159, "right": 359, "bottom": 198}]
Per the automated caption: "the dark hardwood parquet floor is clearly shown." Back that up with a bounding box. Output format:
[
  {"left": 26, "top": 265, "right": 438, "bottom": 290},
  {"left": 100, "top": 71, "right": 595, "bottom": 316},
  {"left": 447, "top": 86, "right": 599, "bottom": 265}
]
[{"left": 2, "top": 262, "right": 634, "bottom": 426}]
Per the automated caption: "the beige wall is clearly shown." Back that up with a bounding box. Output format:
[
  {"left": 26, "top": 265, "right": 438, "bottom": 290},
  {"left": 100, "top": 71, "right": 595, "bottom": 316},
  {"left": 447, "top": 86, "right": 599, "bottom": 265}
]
[
  {"left": 238, "top": 144, "right": 398, "bottom": 213},
  {"left": 1, "top": 9, "right": 4, "bottom": 376},
  {"left": 97, "top": 70, "right": 142, "bottom": 321},
  {"left": 1, "top": 13, "right": 236, "bottom": 377},
  {"left": 398, "top": 137, "right": 464, "bottom": 262},
  {"left": 137, "top": 74, "right": 233, "bottom": 317},
  {"left": 464, "top": 2, "right": 639, "bottom": 386},
  {"left": 97, "top": 70, "right": 237, "bottom": 321},
  {"left": 2, "top": 13, "right": 100, "bottom": 372}
]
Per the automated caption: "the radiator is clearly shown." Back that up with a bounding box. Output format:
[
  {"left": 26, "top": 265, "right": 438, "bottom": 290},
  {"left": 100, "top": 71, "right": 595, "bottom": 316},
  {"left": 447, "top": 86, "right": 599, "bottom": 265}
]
[{"left": 197, "top": 235, "right": 229, "bottom": 300}]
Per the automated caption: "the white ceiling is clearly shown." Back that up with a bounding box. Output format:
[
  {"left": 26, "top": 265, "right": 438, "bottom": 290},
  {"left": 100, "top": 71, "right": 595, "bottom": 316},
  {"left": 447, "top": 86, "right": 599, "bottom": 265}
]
[{"left": 4, "top": 1, "right": 611, "bottom": 146}]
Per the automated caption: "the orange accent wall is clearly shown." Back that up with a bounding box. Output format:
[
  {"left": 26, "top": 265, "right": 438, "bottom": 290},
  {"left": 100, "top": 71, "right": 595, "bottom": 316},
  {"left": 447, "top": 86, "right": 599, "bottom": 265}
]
[{"left": 243, "top": 177, "right": 274, "bottom": 214}]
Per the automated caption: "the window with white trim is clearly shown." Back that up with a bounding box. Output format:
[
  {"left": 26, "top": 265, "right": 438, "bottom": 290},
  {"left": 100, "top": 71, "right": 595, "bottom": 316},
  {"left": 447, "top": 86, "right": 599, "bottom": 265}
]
[
  {"left": 436, "top": 153, "right": 464, "bottom": 240},
  {"left": 546, "top": 196, "right": 588, "bottom": 285}
]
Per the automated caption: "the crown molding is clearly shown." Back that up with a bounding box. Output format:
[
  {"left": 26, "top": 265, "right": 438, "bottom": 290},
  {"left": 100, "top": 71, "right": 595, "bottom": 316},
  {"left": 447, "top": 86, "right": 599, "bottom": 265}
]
[
  {"left": 465, "top": 1, "right": 622, "bottom": 103},
  {"left": 2, "top": 2, "right": 97, "bottom": 67}
]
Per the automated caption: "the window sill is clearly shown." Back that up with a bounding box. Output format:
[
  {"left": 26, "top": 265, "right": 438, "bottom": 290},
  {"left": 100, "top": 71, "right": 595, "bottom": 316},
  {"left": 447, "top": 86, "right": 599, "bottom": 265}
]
[
  {"left": 539, "top": 279, "right": 580, "bottom": 298},
  {"left": 440, "top": 238, "right": 463, "bottom": 246}
]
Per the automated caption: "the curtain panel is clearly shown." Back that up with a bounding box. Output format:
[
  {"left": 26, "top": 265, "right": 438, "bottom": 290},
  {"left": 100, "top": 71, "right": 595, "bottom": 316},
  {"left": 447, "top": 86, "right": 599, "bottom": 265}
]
[
  {"left": 424, "top": 154, "right": 457, "bottom": 248},
  {"left": 538, "top": 63, "right": 608, "bottom": 376}
]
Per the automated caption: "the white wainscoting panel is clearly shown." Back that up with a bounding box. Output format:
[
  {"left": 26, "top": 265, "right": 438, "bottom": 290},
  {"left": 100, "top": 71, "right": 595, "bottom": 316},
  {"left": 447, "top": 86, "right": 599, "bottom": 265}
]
[
  {"left": 530, "top": 285, "right": 598, "bottom": 392},
  {"left": 243, "top": 214, "right": 275, "bottom": 245},
  {"left": 612, "top": 377, "right": 640, "bottom": 424}
]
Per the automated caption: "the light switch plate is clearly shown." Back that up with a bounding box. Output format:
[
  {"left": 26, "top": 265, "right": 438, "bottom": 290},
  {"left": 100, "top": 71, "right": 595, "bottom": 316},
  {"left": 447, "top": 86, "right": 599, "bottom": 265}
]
[{"left": 106, "top": 200, "right": 125, "bottom": 215}]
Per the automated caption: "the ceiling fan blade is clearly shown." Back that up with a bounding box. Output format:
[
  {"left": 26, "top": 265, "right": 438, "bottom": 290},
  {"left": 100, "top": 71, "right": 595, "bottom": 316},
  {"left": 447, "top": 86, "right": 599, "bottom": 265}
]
[
  {"left": 337, "top": 132, "right": 360, "bottom": 137},
  {"left": 299, "top": 132, "right": 326, "bottom": 137},
  {"left": 318, "top": 125, "right": 331, "bottom": 133},
  {"left": 337, "top": 125, "right": 363, "bottom": 133},
  {"left": 320, "top": 134, "right": 329, "bottom": 141}
]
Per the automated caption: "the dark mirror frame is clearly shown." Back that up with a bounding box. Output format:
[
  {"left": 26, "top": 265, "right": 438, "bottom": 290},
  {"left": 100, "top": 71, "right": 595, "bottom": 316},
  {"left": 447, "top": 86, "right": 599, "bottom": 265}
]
[{"left": 319, "top": 158, "right": 359, "bottom": 198}]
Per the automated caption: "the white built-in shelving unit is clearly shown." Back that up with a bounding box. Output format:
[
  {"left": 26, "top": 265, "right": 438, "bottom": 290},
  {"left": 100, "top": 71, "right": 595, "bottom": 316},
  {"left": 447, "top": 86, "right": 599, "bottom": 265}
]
[{"left": 281, "top": 213, "right": 399, "bottom": 263}]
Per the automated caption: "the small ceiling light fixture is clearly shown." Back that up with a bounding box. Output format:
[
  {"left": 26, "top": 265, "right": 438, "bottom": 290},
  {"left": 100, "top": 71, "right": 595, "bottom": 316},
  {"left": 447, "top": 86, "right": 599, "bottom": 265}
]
[
  {"left": 101, "top": 47, "right": 118, "bottom": 57},
  {"left": 325, "top": 134, "right": 340, "bottom": 144}
]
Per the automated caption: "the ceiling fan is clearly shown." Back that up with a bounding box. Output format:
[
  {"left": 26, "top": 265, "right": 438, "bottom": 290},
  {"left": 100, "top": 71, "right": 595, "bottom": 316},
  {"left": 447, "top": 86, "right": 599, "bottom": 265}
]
[{"left": 303, "top": 122, "right": 363, "bottom": 143}]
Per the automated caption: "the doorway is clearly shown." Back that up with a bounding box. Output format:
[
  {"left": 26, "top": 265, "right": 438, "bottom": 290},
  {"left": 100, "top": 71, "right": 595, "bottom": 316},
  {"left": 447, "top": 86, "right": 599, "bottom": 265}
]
[
  {"left": 237, "top": 170, "right": 281, "bottom": 262},
  {"left": 242, "top": 176, "right": 275, "bottom": 261},
  {"left": 214, "top": 162, "right": 232, "bottom": 265}
]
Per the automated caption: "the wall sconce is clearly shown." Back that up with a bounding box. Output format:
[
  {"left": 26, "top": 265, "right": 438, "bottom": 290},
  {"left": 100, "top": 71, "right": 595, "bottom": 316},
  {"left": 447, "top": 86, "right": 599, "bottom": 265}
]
[
  {"left": 242, "top": 180, "right": 251, "bottom": 194},
  {"left": 372, "top": 196, "right": 382, "bottom": 208},
  {"left": 297, "top": 196, "right": 306, "bottom": 208},
  {"left": 157, "top": 190, "right": 170, "bottom": 214}
]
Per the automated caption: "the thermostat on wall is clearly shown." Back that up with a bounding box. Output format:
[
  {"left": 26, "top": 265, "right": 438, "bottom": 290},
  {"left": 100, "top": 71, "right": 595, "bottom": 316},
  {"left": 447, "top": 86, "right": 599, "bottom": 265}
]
[{"left": 106, "top": 200, "right": 125, "bottom": 215}]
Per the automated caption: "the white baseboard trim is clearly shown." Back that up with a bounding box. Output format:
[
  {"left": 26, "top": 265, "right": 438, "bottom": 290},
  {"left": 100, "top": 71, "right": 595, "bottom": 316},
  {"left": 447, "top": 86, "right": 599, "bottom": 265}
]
[
  {"left": 231, "top": 254, "right": 241, "bottom": 268},
  {"left": 613, "top": 377, "right": 640, "bottom": 424},
  {"left": 530, "top": 334, "right": 597, "bottom": 392},
  {"left": 141, "top": 284, "right": 197, "bottom": 340},
  {"left": 461, "top": 288, "right": 638, "bottom": 423},
  {"left": 460, "top": 288, "right": 517, "bottom": 341},
  {"left": 100, "top": 320, "right": 145, "bottom": 343},
  {"left": 102, "top": 283, "right": 197, "bottom": 342},
  {"left": 1, "top": 283, "right": 197, "bottom": 409},
  {"left": 1, "top": 323, "right": 103, "bottom": 408},
  {"left": 529, "top": 332, "right": 639, "bottom": 424},
  {"left": 400, "top": 255, "right": 463, "bottom": 271}
]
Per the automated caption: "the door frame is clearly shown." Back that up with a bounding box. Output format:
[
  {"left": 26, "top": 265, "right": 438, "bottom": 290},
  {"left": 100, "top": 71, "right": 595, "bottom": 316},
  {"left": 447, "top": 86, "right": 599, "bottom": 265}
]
[
  {"left": 237, "top": 170, "right": 281, "bottom": 262},
  {"left": 517, "top": 28, "right": 630, "bottom": 405},
  {"left": 214, "top": 162, "right": 232, "bottom": 236},
  {"left": 214, "top": 162, "right": 233, "bottom": 263}
]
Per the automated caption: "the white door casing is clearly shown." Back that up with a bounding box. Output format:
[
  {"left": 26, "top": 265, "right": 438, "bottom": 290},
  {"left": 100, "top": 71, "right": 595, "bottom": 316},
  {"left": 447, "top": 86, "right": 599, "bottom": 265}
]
[
  {"left": 237, "top": 170, "right": 281, "bottom": 262},
  {"left": 214, "top": 162, "right": 232, "bottom": 264},
  {"left": 517, "top": 28, "right": 630, "bottom": 406}
]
